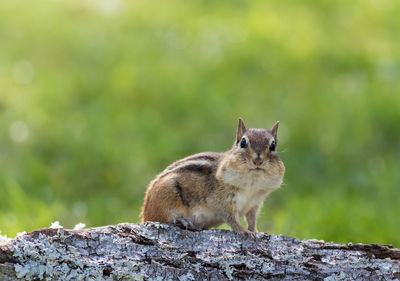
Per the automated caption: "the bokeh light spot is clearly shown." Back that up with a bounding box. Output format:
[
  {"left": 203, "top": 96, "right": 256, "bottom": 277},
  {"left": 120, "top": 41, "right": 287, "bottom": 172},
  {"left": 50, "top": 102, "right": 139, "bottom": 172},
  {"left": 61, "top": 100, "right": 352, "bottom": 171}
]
[
  {"left": 72, "top": 202, "right": 88, "bottom": 219},
  {"left": 13, "top": 60, "right": 35, "bottom": 85},
  {"left": 9, "top": 121, "right": 29, "bottom": 143}
]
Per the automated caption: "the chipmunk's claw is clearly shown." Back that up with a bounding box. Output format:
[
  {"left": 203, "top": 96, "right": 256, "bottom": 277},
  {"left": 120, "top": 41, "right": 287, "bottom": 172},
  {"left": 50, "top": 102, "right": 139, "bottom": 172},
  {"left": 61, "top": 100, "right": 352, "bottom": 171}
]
[{"left": 238, "top": 230, "right": 257, "bottom": 240}]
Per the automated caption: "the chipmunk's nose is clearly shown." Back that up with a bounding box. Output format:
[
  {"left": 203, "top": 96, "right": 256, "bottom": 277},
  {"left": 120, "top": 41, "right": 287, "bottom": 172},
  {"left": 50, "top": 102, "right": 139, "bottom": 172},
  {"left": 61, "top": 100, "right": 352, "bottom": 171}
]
[{"left": 253, "top": 154, "right": 264, "bottom": 166}]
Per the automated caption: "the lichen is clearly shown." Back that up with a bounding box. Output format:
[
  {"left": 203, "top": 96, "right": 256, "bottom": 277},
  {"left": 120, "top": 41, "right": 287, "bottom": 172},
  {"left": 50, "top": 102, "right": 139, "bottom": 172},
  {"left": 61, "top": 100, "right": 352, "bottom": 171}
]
[
  {"left": 73, "top": 223, "right": 86, "bottom": 230},
  {"left": 177, "top": 271, "right": 195, "bottom": 281},
  {"left": 9, "top": 227, "right": 158, "bottom": 280},
  {"left": 1, "top": 223, "right": 399, "bottom": 280},
  {"left": 0, "top": 230, "right": 12, "bottom": 245},
  {"left": 222, "top": 263, "right": 234, "bottom": 280},
  {"left": 16, "top": 231, "right": 27, "bottom": 237},
  {"left": 144, "top": 221, "right": 168, "bottom": 229},
  {"left": 49, "top": 221, "right": 62, "bottom": 229}
]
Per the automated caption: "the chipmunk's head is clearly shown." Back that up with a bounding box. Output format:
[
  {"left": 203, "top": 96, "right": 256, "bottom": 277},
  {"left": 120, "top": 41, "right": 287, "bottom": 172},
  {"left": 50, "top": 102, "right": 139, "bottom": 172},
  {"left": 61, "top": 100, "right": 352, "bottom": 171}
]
[
  {"left": 232, "top": 118, "right": 283, "bottom": 174},
  {"left": 216, "top": 118, "right": 285, "bottom": 190}
]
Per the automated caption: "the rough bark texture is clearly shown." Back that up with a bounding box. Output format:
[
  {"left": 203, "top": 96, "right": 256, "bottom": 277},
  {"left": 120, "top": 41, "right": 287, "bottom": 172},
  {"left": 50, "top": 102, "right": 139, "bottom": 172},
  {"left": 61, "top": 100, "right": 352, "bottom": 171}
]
[{"left": 1, "top": 222, "right": 399, "bottom": 280}]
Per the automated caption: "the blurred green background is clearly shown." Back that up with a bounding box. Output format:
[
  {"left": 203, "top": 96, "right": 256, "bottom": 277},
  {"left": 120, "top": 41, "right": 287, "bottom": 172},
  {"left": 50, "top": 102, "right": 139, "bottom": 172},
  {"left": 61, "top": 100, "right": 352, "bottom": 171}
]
[{"left": 1, "top": 0, "right": 399, "bottom": 246}]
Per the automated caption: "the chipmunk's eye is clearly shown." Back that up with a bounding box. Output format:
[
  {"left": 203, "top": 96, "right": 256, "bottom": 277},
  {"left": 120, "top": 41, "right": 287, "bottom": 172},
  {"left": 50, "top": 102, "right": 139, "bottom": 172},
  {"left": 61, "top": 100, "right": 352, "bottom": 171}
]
[
  {"left": 269, "top": 140, "right": 276, "bottom": 151},
  {"left": 240, "top": 138, "right": 247, "bottom": 148}
]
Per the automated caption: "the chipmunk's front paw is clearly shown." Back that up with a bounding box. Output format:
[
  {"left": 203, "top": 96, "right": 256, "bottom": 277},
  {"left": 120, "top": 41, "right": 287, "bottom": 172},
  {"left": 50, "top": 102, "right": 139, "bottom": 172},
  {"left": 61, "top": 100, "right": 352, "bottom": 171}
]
[
  {"left": 238, "top": 230, "right": 257, "bottom": 240},
  {"left": 173, "top": 218, "right": 202, "bottom": 231}
]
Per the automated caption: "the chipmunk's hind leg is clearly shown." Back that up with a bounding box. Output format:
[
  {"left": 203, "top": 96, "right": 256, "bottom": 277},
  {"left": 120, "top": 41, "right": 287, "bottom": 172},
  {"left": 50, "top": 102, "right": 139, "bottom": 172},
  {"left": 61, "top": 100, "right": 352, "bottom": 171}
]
[{"left": 173, "top": 217, "right": 202, "bottom": 231}]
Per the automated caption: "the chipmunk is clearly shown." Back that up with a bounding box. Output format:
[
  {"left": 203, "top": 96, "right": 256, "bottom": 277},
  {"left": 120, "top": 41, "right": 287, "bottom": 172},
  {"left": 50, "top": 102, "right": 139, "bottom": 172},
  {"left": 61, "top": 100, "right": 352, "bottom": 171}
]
[{"left": 140, "top": 118, "right": 285, "bottom": 237}]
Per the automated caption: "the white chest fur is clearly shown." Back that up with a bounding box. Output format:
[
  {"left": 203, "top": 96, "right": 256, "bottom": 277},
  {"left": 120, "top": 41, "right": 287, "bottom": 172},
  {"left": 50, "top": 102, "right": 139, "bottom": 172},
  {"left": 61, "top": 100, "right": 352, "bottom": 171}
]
[{"left": 221, "top": 169, "right": 283, "bottom": 215}]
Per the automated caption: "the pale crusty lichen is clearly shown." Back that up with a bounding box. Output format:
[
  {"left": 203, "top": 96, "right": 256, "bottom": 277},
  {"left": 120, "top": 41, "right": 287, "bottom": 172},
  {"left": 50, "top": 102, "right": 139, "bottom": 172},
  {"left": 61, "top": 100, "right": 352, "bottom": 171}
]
[
  {"left": 49, "top": 221, "right": 62, "bottom": 229},
  {"left": 73, "top": 223, "right": 86, "bottom": 230},
  {"left": 0, "top": 230, "right": 12, "bottom": 246},
  {"left": 144, "top": 221, "right": 169, "bottom": 229},
  {"left": 1, "top": 223, "right": 399, "bottom": 280}
]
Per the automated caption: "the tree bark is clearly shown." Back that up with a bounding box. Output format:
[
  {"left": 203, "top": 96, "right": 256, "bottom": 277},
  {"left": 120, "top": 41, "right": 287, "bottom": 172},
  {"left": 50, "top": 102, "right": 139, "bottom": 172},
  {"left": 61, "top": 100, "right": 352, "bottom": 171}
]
[{"left": 1, "top": 223, "right": 399, "bottom": 280}]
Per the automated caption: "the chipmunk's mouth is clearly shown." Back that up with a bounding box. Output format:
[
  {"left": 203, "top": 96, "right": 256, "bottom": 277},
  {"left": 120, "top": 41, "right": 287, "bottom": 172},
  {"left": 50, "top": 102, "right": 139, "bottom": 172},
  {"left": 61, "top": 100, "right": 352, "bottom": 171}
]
[{"left": 252, "top": 167, "right": 265, "bottom": 172}]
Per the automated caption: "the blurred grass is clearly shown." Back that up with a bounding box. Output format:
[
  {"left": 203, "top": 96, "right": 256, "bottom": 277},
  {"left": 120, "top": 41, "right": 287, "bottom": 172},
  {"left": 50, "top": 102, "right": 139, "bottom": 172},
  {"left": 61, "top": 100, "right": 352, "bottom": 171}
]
[{"left": 0, "top": 0, "right": 399, "bottom": 246}]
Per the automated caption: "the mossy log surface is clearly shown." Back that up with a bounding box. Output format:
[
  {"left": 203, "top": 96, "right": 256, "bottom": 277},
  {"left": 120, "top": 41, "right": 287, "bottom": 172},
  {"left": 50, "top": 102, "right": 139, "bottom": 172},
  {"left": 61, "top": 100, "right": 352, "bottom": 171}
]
[{"left": 1, "top": 223, "right": 399, "bottom": 280}]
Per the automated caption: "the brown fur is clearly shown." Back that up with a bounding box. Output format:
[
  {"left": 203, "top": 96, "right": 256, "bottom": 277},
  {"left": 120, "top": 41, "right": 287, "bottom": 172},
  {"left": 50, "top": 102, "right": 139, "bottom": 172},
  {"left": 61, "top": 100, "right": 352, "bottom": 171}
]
[{"left": 141, "top": 118, "right": 285, "bottom": 235}]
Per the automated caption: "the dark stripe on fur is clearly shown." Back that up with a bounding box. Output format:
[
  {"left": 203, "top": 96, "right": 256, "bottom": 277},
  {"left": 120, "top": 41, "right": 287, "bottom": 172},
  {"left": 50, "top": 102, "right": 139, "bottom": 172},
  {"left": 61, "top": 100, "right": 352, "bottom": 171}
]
[
  {"left": 176, "top": 164, "right": 212, "bottom": 174},
  {"left": 174, "top": 181, "right": 189, "bottom": 207},
  {"left": 165, "top": 154, "right": 218, "bottom": 172},
  {"left": 190, "top": 155, "right": 218, "bottom": 162}
]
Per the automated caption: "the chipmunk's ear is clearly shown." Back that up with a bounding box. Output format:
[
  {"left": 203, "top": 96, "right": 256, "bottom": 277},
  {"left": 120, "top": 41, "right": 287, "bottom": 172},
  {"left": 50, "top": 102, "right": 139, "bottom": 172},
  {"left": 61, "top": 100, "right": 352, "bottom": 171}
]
[
  {"left": 270, "top": 121, "right": 279, "bottom": 141},
  {"left": 236, "top": 118, "right": 247, "bottom": 143}
]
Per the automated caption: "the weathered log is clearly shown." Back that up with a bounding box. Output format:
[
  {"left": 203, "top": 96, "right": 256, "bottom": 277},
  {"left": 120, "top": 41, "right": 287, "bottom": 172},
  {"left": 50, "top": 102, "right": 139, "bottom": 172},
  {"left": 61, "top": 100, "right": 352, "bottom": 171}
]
[{"left": 1, "top": 223, "right": 399, "bottom": 280}]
